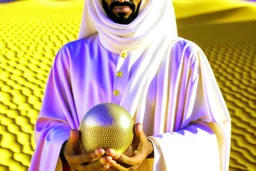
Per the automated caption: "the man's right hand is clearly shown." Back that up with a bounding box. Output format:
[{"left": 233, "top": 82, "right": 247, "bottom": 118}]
[{"left": 63, "top": 129, "right": 107, "bottom": 171}]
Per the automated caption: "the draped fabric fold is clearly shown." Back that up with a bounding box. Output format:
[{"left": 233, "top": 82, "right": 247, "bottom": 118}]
[{"left": 146, "top": 42, "right": 231, "bottom": 171}]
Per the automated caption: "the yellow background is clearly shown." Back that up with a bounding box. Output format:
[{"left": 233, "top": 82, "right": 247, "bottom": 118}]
[{"left": 0, "top": 0, "right": 255, "bottom": 170}]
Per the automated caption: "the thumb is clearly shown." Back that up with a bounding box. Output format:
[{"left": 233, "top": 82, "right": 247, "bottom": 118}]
[
  {"left": 70, "top": 129, "right": 80, "bottom": 143},
  {"left": 135, "top": 123, "right": 144, "bottom": 136},
  {"left": 66, "top": 129, "right": 80, "bottom": 153},
  {"left": 134, "top": 123, "right": 147, "bottom": 144}
]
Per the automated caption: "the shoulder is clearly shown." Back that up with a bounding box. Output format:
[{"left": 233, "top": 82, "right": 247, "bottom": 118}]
[
  {"left": 170, "top": 37, "right": 203, "bottom": 64},
  {"left": 171, "top": 37, "right": 201, "bottom": 53},
  {"left": 55, "top": 35, "right": 98, "bottom": 61},
  {"left": 60, "top": 35, "right": 97, "bottom": 54}
]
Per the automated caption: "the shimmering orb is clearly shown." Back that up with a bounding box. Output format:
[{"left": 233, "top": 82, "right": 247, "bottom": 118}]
[{"left": 79, "top": 103, "right": 134, "bottom": 153}]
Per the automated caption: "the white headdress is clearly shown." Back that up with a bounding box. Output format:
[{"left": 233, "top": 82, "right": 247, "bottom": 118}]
[{"left": 78, "top": 0, "right": 178, "bottom": 53}]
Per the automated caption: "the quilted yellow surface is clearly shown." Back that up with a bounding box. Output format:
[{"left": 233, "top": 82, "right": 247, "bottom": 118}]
[{"left": 0, "top": 1, "right": 255, "bottom": 171}]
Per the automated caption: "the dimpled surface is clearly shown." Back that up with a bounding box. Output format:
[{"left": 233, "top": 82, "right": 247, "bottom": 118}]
[
  {"left": 79, "top": 103, "right": 134, "bottom": 153},
  {"left": 0, "top": 1, "right": 255, "bottom": 171}
]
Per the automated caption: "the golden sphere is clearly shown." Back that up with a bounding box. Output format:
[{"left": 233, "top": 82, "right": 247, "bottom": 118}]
[{"left": 79, "top": 103, "right": 134, "bottom": 153}]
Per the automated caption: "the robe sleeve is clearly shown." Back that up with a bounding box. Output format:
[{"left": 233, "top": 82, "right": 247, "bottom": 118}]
[
  {"left": 148, "top": 42, "right": 231, "bottom": 171},
  {"left": 29, "top": 45, "right": 78, "bottom": 171}
]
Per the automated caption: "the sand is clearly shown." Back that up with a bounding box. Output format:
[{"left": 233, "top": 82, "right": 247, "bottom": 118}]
[{"left": 0, "top": 0, "right": 255, "bottom": 170}]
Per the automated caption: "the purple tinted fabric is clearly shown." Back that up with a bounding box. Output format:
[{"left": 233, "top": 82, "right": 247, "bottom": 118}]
[{"left": 30, "top": 35, "right": 231, "bottom": 171}]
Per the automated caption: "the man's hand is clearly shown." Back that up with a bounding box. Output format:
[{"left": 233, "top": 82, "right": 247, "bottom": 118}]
[
  {"left": 103, "top": 123, "right": 154, "bottom": 171},
  {"left": 63, "top": 129, "right": 107, "bottom": 171}
]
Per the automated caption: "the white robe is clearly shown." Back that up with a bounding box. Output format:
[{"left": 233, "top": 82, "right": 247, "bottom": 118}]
[{"left": 30, "top": 34, "right": 231, "bottom": 171}]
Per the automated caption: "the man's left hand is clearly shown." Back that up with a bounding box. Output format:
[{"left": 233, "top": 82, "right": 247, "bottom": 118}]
[{"left": 102, "top": 123, "right": 154, "bottom": 171}]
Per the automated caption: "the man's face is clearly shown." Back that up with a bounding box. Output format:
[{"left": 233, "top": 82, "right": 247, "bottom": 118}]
[{"left": 102, "top": 0, "right": 142, "bottom": 24}]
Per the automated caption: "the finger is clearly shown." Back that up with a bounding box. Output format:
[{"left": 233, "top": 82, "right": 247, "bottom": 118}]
[
  {"left": 65, "top": 129, "right": 80, "bottom": 154},
  {"left": 99, "top": 156, "right": 112, "bottom": 170},
  {"left": 132, "top": 123, "right": 147, "bottom": 147},
  {"left": 134, "top": 123, "right": 147, "bottom": 144},
  {"left": 135, "top": 123, "right": 143, "bottom": 135},
  {"left": 86, "top": 159, "right": 107, "bottom": 171},
  {"left": 91, "top": 160, "right": 104, "bottom": 170},
  {"left": 108, "top": 159, "right": 132, "bottom": 171},
  {"left": 134, "top": 124, "right": 154, "bottom": 157},
  {"left": 106, "top": 149, "right": 141, "bottom": 166},
  {"left": 72, "top": 160, "right": 104, "bottom": 171},
  {"left": 70, "top": 155, "right": 108, "bottom": 171},
  {"left": 69, "top": 148, "right": 105, "bottom": 164},
  {"left": 95, "top": 148, "right": 106, "bottom": 157}
]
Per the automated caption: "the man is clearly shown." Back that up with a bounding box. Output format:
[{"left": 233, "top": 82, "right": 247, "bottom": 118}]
[{"left": 30, "top": 0, "right": 231, "bottom": 170}]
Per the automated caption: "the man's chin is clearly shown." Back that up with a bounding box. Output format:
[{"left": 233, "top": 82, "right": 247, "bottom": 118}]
[
  {"left": 113, "top": 18, "right": 133, "bottom": 24},
  {"left": 111, "top": 13, "right": 136, "bottom": 24}
]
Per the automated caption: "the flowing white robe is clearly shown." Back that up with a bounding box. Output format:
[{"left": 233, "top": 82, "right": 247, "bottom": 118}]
[{"left": 29, "top": 34, "right": 231, "bottom": 171}]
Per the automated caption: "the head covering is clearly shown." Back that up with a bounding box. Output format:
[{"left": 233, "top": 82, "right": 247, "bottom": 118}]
[{"left": 78, "top": 0, "right": 178, "bottom": 53}]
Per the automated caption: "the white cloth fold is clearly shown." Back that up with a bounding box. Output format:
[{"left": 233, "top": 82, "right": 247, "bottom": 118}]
[{"left": 79, "top": 0, "right": 177, "bottom": 53}]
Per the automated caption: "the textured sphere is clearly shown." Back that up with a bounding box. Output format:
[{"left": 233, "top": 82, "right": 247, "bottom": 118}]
[{"left": 79, "top": 103, "right": 134, "bottom": 153}]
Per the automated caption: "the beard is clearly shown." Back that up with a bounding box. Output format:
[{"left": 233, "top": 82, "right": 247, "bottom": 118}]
[{"left": 102, "top": 0, "right": 141, "bottom": 24}]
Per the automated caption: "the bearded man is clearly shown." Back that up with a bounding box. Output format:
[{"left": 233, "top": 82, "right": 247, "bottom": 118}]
[{"left": 30, "top": 0, "right": 231, "bottom": 170}]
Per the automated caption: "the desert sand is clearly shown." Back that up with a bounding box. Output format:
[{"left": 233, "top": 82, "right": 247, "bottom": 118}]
[{"left": 0, "top": 0, "right": 255, "bottom": 170}]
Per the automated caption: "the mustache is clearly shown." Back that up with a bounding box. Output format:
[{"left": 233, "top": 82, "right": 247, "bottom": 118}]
[{"left": 110, "top": 1, "right": 135, "bottom": 11}]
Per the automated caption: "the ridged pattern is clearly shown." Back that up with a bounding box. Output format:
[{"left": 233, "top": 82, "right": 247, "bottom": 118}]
[
  {"left": 0, "top": 2, "right": 255, "bottom": 171},
  {"left": 200, "top": 41, "right": 256, "bottom": 171},
  {"left": 0, "top": 16, "right": 80, "bottom": 171}
]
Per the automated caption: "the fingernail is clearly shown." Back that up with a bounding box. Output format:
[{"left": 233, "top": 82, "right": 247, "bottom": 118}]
[{"left": 106, "top": 156, "right": 112, "bottom": 162}]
